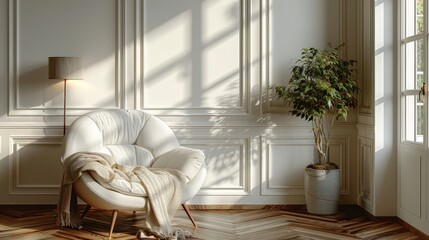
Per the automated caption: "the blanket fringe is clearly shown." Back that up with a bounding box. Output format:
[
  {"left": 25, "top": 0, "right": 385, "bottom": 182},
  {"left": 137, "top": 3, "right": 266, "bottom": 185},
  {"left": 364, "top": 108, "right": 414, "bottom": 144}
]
[
  {"left": 56, "top": 212, "right": 82, "bottom": 229},
  {"left": 136, "top": 227, "right": 191, "bottom": 240}
]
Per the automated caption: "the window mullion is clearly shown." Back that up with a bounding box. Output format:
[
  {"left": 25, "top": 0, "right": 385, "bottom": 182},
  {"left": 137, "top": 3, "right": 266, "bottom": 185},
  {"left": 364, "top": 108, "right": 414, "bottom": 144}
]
[
  {"left": 403, "top": 34, "right": 425, "bottom": 43},
  {"left": 417, "top": 0, "right": 429, "bottom": 146}
]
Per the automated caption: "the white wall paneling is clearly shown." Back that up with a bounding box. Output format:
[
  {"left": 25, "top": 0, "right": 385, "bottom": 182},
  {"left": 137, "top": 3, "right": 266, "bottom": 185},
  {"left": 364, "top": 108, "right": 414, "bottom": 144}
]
[
  {"left": 261, "top": 137, "right": 313, "bottom": 196},
  {"left": 0, "top": 132, "right": 63, "bottom": 204},
  {"left": 8, "top": 135, "right": 63, "bottom": 195},
  {"left": 8, "top": 0, "right": 121, "bottom": 116},
  {"left": 355, "top": 0, "right": 376, "bottom": 215},
  {"left": 180, "top": 137, "right": 251, "bottom": 196},
  {"left": 330, "top": 137, "right": 350, "bottom": 195},
  {"left": 262, "top": 136, "right": 350, "bottom": 197},
  {"left": 358, "top": 0, "right": 374, "bottom": 114},
  {"left": 357, "top": 136, "right": 374, "bottom": 212},
  {"left": 0, "top": 0, "right": 361, "bottom": 206},
  {"left": 142, "top": 0, "right": 250, "bottom": 115}
]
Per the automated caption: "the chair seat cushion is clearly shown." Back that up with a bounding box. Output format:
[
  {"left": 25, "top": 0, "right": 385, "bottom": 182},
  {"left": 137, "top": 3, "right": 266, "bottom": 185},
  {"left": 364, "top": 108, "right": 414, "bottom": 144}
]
[
  {"left": 90, "top": 170, "right": 148, "bottom": 197},
  {"left": 151, "top": 146, "right": 205, "bottom": 181},
  {"left": 75, "top": 173, "right": 147, "bottom": 210}
]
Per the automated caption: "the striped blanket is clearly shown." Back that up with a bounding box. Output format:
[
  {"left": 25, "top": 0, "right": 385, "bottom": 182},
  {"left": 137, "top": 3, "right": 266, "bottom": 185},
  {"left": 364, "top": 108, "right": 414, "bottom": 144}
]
[{"left": 56, "top": 152, "right": 187, "bottom": 238}]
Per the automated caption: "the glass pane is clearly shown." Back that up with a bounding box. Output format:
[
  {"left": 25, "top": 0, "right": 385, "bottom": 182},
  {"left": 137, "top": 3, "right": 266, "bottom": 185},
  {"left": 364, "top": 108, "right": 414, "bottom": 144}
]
[
  {"left": 417, "top": 0, "right": 424, "bottom": 34},
  {"left": 406, "top": 0, "right": 425, "bottom": 37},
  {"left": 405, "top": 96, "right": 416, "bottom": 141},
  {"left": 405, "top": 95, "right": 424, "bottom": 143},
  {"left": 405, "top": 40, "right": 425, "bottom": 90},
  {"left": 417, "top": 102, "right": 424, "bottom": 142}
]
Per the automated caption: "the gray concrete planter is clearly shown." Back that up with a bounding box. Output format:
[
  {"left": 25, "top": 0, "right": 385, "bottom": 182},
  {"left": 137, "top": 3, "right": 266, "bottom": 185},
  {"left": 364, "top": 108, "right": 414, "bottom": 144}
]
[{"left": 304, "top": 167, "right": 340, "bottom": 215}]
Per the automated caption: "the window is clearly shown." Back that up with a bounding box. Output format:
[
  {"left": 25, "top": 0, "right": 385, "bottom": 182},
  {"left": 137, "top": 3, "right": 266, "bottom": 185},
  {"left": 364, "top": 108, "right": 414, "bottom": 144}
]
[{"left": 401, "top": 0, "right": 426, "bottom": 143}]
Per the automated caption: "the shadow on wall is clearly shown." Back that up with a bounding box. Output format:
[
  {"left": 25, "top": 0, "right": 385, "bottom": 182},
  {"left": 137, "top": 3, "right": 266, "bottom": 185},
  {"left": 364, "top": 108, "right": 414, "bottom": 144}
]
[
  {"left": 0, "top": 137, "right": 63, "bottom": 204},
  {"left": 5, "top": 0, "right": 119, "bottom": 119},
  {"left": 18, "top": 65, "right": 65, "bottom": 109},
  {"left": 3, "top": 0, "right": 341, "bottom": 203}
]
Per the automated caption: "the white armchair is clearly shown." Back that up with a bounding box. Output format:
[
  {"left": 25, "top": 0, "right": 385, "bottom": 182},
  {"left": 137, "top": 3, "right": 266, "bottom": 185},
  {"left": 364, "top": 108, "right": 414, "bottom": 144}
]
[{"left": 60, "top": 109, "right": 207, "bottom": 238}]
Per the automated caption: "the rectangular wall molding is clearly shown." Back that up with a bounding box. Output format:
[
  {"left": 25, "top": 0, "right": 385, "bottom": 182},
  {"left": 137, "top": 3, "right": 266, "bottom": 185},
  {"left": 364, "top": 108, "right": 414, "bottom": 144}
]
[
  {"left": 8, "top": 0, "right": 122, "bottom": 116},
  {"left": 8, "top": 135, "right": 63, "bottom": 195},
  {"left": 261, "top": 136, "right": 350, "bottom": 196},
  {"left": 179, "top": 137, "right": 252, "bottom": 196},
  {"left": 142, "top": 0, "right": 251, "bottom": 116},
  {"left": 357, "top": 137, "right": 373, "bottom": 211}
]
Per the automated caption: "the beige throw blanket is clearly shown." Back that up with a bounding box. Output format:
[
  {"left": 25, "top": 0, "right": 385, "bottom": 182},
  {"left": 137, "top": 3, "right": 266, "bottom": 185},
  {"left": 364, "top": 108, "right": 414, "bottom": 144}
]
[{"left": 57, "top": 152, "right": 187, "bottom": 237}]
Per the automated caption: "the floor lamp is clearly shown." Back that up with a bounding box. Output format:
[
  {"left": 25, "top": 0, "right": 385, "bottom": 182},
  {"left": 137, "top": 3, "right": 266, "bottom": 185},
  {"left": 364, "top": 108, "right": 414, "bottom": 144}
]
[{"left": 48, "top": 57, "right": 83, "bottom": 136}]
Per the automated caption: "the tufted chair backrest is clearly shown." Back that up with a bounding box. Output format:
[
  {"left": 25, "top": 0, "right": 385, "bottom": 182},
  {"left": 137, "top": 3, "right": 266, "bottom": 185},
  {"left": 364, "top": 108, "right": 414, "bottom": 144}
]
[{"left": 61, "top": 109, "right": 180, "bottom": 167}]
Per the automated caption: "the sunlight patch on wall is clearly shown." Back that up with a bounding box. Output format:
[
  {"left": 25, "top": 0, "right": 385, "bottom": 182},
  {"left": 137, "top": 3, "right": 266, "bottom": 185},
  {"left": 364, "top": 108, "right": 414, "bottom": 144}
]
[
  {"left": 202, "top": 33, "right": 240, "bottom": 107},
  {"left": 375, "top": 52, "right": 384, "bottom": 102},
  {"left": 201, "top": 0, "right": 240, "bottom": 108},
  {"left": 375, "top": 103, "right": 385, "bottom": 152},
  {"left": 145, "top": 11, "right": 191, "bottom": 78},
  {"left": 143, "top": 0, "right": 242, "bottom": 110},
  {"left": 202, "top": 0, "right": 239, "bottom": 42},
  {"left": 374, "top": 1, "right": 385, "bottom": 152},
  {"left": 144, "top": 10, "right": 191, "bottom": 108},
  {"left": 74, "top": 58, "right": 116, "bottom": 108},
  {"left": 375, "top": 2, "right": 384, "bottom": 51}
]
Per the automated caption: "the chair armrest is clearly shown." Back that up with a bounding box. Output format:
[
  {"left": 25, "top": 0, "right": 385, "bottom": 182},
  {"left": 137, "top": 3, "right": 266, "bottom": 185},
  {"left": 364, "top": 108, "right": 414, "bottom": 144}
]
[{"left": 151, "top": 146, "right": 205, "bottom": 181}]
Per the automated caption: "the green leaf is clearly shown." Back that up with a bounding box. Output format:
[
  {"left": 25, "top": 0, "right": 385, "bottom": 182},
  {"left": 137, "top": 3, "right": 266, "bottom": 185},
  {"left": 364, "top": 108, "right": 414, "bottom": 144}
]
[{"left": 268, "top": 43, "right": 359, "bottom": 164}]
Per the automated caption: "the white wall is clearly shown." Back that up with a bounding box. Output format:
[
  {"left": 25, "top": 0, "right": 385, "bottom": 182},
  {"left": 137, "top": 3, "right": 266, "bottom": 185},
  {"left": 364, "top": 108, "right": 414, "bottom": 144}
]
[
  {"left": 356, "top": 0, "right": 429, "bottom": 235},
  {"left": 0, "top": 0, "right": 360, "bottom": 206},
  {"left": 357, "top": 0, "right": 397, "bottom": 216}
]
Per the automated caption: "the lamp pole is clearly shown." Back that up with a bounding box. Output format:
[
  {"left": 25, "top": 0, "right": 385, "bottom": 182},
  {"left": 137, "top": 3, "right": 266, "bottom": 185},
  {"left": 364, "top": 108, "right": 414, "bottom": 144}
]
[{"left": 63, "top": 78, "right": 67, "bottom": 136}]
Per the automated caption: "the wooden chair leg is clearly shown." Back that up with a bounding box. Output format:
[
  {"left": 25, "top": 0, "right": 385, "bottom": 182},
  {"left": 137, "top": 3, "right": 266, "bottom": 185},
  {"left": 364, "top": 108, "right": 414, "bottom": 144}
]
[
  {"left": 109, "top": 210, "right": 118, "bottom": 239},
  {"left": 81, "top": 205, "right": 92, "bottom": 220},
  {"left": 182, "top": 204, "right": 197, "bottom": 228}
]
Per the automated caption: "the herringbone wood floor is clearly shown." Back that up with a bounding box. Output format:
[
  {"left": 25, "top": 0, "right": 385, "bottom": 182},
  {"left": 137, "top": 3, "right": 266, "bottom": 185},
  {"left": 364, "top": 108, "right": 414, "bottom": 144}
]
[{"left": 0, "top": 205, "right": 426, "bottom": 240}]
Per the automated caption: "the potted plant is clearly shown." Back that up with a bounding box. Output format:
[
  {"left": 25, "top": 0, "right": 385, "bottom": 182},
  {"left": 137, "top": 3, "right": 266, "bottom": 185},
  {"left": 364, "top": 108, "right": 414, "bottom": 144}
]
[{"left": 271, "top": 43, "right": 358, "bottom": 215}]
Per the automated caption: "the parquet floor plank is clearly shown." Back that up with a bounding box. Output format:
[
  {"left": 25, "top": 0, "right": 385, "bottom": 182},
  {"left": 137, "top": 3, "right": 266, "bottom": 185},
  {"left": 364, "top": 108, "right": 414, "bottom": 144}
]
[{"left": 0, "top": 205, "right": 426, "bottom": 240}]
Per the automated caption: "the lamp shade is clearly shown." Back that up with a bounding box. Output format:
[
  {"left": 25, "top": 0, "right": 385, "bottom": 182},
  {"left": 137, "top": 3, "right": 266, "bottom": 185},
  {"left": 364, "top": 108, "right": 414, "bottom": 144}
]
[{"left": 48, "top": 57, "right": 83, "bottom": 80}]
